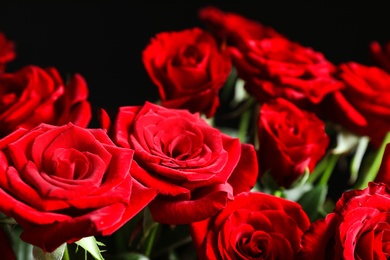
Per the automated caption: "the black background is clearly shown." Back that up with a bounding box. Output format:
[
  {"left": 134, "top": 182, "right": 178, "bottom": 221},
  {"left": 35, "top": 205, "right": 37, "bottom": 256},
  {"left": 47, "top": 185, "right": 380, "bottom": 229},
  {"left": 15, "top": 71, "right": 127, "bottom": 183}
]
[{"left": 0, "top": 3, "right": 388, "bottom": 127}]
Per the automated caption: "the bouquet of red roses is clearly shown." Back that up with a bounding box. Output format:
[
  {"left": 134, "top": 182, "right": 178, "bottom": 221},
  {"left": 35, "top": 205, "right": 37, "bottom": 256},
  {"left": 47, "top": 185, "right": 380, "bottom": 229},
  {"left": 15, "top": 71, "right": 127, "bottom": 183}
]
[{"left": 1, "top": 5, "right": 390, "bottom": 260}]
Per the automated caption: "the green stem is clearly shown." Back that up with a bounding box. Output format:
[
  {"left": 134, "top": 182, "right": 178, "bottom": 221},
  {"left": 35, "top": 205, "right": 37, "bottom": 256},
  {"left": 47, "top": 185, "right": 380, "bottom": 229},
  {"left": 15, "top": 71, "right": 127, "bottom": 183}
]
[
  {"left": 319, "top": 153, "right": 340, "bottom": 185},
  {"left": 349, "top": 136, "right": 369, "bottom": 185},
  {"left": 237, "top": 98, "right": 255, "bottom": 143},
  {"left": 354, "top": 132, "right": 390, "bottom": 190},
  {"left": 144, "top": 223, "right": 159, "bottom": 257},
  {"left": 306, "top": 154, "right": 330, "bottom": 184}
]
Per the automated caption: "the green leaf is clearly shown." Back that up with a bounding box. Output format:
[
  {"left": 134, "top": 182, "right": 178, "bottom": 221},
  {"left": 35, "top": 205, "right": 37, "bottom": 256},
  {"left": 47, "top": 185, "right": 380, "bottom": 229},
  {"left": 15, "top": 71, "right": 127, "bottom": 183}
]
[
  {"left": 331, "top": 130, "right": 360, "bottom": 154},
  {"left": 283, "top": 183, "right": 312, "bottom": 202},
  {"left": 232, "top": 78, "right": 248, "bottom": 105},
  {"left": 217, "top": 127, "right": 239, "bottom": 138},
  {"left": 297, "top": 184, "right": 328, "bottom": 222},
  {"left": 289, "top": 167, "right": 310, "bottom": 189},
  {"left": 74, "top": 236, "right": 105, "bottom": 260},
  {"left": 32, "top": 243, "right": 66, "bottom": 260},
  {"left": 0, "top": 216, "right": 17, "bottom": 225},
  {"left": 349, "top": 136, "right": 369, "bottom": 184},
  {"left": 6, "top": 224, "right": 33, "bottom": 260}
]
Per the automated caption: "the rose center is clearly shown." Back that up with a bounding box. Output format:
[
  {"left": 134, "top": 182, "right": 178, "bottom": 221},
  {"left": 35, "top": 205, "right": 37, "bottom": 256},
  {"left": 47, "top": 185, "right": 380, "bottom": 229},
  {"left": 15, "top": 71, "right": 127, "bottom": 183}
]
[
  {"left": 174, "top": 45, "right": 203, "bottom": 67},
  {"left": 162, "top": 131, "right": 202, "bottom": 161},
  {"left": 51, "top": 148, "right": 90, "bottom": 180},
  {"left": 237, "top": 231, "right": 271, "bottom": 259}
]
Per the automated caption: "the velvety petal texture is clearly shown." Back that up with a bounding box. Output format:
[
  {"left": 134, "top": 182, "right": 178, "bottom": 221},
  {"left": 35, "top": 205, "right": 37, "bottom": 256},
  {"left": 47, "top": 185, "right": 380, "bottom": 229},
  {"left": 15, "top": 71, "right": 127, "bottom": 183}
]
[
  {"left": 190, "top": 191, "right": 310, "bottom": 260},
  {"left": 198, "top": 6, "right": 283, "bottom": 49},
  {"left": 0, "top": 32, "right": 15, "bottom": 73},
  {"left": 0, "top": 65, "right": 92, "bottom": 138},
  {"left": 257, "top": 98, "right": 329, "bottom": 188},
  {"left": 0, "top": 123, "right": 157, "bottom": 252},
  {"left": 298, "top": 182, "right": 390, "bottom": 259},
  {"left": 110, "top": 102, "right": 258, "bottom": 224},
  {"left": 319, "top": 62, "right": 390, "bottom": 147},
  {"left": 231, "top": 38, "right": 342, "bottom": 109},
  {"left": 198, "top": 8, "right": 343, "bottom": 109},
  {"left": 143, "top": 27, "right": 231, "bottom": 118}
]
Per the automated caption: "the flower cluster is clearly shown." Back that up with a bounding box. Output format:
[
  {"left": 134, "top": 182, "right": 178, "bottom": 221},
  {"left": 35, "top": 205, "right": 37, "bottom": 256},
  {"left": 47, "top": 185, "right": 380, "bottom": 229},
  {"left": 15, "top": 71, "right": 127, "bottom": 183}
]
[{"left": 1, "top": 5, "right": 390, "bottom": 260}]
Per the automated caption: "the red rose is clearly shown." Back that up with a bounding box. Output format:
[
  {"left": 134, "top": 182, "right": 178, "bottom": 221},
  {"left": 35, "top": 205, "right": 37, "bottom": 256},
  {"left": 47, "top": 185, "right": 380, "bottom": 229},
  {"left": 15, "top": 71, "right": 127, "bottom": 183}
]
[
  {"left": 0, "top": 32, "right": 15, "bottom": 73},
  {"left": 0, "top": 225, "right": 15, "bottom": 260},
  {"left": 106, "top": 102, "right": 258, "bottom": 224},
  {"left": 370, "top": 41, "right": 390, "bottom": 74},
  {"left": 0, "top": 65, "right": 91, "bottom": 138},
  {"left": 230, "top": 37, "right": 342, "bottom": 109},
  {"left": 142, "top": 27, "right": 231, "bottom": 118},
  {"left": 0, "top": 123, "right": 157, "bottom": 252},
  {"left": 319, "top": 62, "right": 390, "bottom": 147},
  {"left": 190, "top": 191, "right": 310, "bottom": 260},
  {"left": 198, "top": 6, "right": 282, "bottom": 48},
  {"left": 298, "top": 182, "right": 390, "bottom": 259},
  {"left": 258, "top": 98, "right": 329, "bottom": 188}
]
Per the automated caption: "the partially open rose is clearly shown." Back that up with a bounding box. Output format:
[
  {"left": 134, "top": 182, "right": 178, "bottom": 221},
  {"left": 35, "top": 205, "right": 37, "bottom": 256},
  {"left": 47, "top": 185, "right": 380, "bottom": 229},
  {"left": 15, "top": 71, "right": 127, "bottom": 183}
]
[
  {"left": 190, "top": 191, "right": 310, "bottom": 259},
  {"left": 103, "top": 102, "right": 258, "bottom": 224},
  {"left": 143, "top": 27, "right": 231, "bottom": 118},
  {"left": 0, "top": 123, "right": 157, "bottom": 252},
  {"left": 0, "top": 65, "right": 91, "bottom": 138}
]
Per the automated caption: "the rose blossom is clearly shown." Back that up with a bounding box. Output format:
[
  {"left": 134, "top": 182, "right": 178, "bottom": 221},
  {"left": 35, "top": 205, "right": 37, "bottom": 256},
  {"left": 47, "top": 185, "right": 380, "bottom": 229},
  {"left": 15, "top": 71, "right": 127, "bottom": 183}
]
[
  {"left": 230, "top": 37, "right": 342, "bottom": 109},
  {"left": 298, "top": 182, "right": 390, "bottom": 259},
  {"left": 190, "top": 191, "right": 310, "bottom": 259},
  {"left": 198, "top": 6, "right": 283, "bottom": 48},
  {"left": 142, "top": 27, "right": 231, "bottom": 118},
  {"left": 0, "top": 32, "right": 15, "bottom": 73},
  {"left": 258, "top": 98, "right": 329, "bottom": 188},
  {"left": 0, "top": 123, "right": 157, "bottom": 252},
  {"left": 0, "top": 65, "right": 91, "bottom": 138},
  {"left": 103, "top": 101, "right": 258, "bottom": 225},
  {"left": 319, "top": 62, "right": 390, "bottom": 147},
  {"left": 370, "top": 41, "right": 390, "bottom": 74}
]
